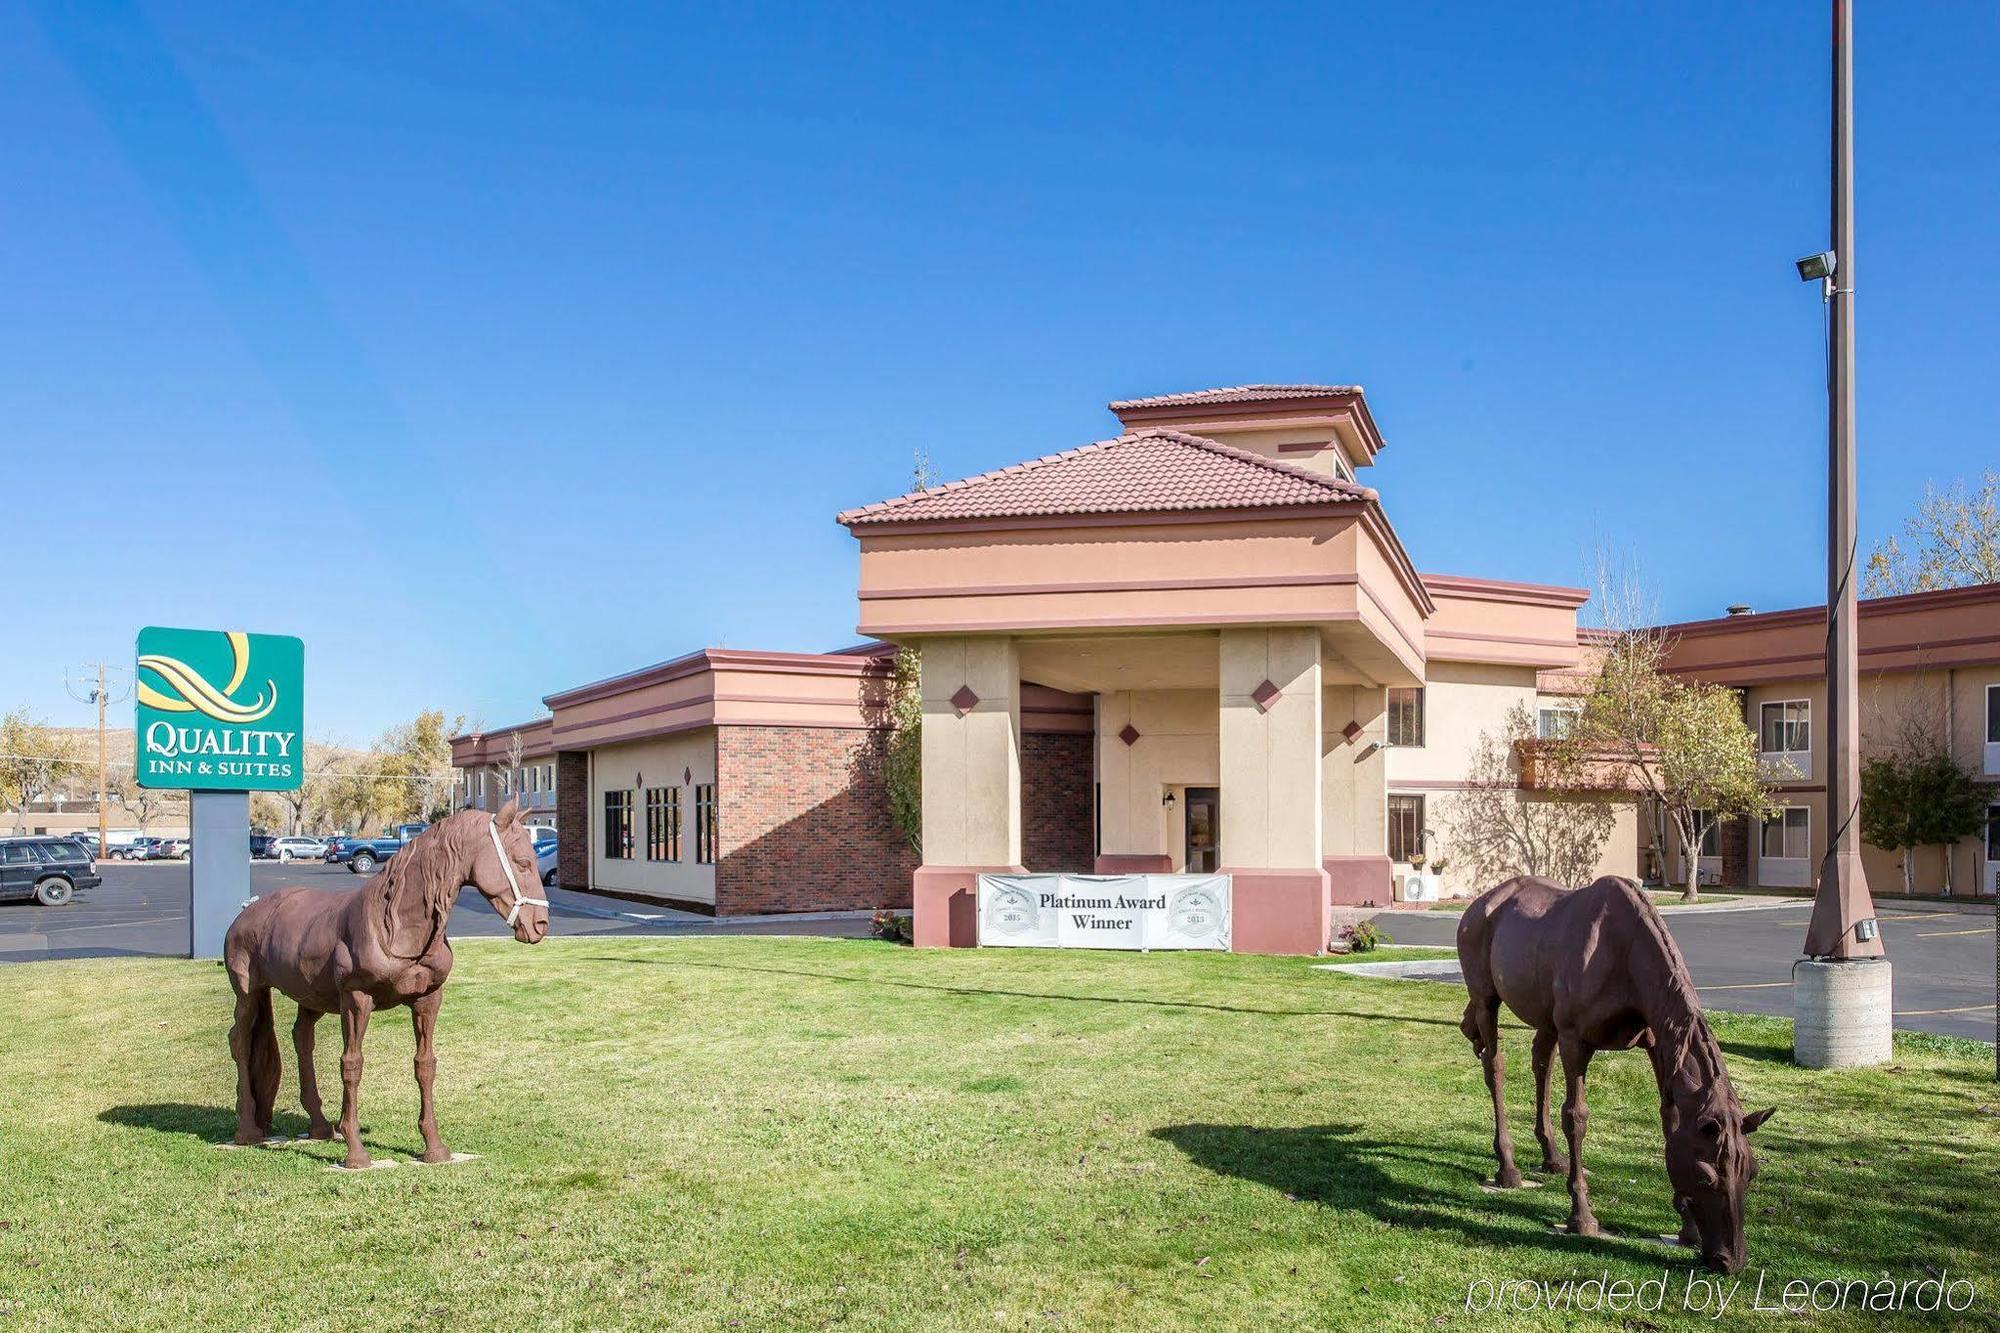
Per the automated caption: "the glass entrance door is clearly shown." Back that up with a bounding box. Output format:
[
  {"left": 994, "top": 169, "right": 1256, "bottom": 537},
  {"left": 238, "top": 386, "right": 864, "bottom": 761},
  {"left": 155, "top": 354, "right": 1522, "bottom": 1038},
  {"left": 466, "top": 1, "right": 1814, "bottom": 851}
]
[{"left": 1183, "top": 787, "right": 1220, "bottom": 873}]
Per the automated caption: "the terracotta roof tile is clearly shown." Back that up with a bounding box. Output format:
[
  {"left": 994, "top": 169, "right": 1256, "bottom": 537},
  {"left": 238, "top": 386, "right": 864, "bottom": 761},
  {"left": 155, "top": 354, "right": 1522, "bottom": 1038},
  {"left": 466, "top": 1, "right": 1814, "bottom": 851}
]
[
  {"left": 837, "top": 429, "right": 1374, "bottom": 527},
  {"left": 1108, "top": 384, "right": 1364, "bottom": 411}
]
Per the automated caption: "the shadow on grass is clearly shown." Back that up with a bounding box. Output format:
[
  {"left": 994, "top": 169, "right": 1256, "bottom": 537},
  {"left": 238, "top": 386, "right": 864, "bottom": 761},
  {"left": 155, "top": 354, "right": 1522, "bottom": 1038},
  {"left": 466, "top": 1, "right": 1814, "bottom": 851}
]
[
  {"left": 577, "top": 955, "right": 1466, "bottom": 1026},
  {"left": 1154, "top": 1121, "right": 1690, "bottom": 1268},
  {"left": 101, "top": 1101, "right": 312, "bottom": 1142}
]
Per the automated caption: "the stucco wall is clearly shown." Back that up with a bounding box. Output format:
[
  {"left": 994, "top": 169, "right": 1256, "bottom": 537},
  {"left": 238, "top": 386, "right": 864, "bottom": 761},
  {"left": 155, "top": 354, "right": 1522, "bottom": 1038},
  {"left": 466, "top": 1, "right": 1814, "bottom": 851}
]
[
  {"left": 588, "top": 728, "right": 718, "bottom": 905},
  {"left": 1096, "top": 688, "right": 1219, "bottom": 868}
]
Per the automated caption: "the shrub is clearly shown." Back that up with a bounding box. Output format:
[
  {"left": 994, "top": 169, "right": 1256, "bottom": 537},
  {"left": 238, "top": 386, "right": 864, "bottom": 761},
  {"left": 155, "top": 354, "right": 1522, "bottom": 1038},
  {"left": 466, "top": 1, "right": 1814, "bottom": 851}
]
[
  {"left": 870, "top": 909, "right": 913, "bottom": 945},
  {"left": 1341, "top": 921, "right": 1392, "bottom": 953}
]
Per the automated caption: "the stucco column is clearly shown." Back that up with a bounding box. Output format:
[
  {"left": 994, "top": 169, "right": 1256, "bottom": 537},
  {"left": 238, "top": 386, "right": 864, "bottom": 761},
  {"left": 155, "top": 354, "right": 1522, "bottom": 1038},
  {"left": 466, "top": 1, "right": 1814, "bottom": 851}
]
[
  {"left": 1219, "top": 627, "right": 1331, "bottom": 954},
  {"left": 912, "top": 636, "right": 1022, "bottom": 946}
]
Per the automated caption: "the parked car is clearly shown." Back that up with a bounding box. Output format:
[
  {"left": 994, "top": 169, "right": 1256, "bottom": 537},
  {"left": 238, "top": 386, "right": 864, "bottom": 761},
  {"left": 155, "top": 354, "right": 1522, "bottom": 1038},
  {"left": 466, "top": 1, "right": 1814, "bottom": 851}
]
[
  {"left": 325, "top": 823, "right": 428, "bottom": 874},
  {"left": 268, "top": 836, "right": 328, "bottom": 863},
  {"left": 153, "top": 837, "right": 189, "bottom": 860},
  {"left": 0, "top": 836, "right": 103, "bottom": 906},
  {"left": 534, "top": 835, "right": 558, "bottom": 887},
  {"left": 111, "top": 837, "right": 160, "bottom": 861},
  {"left": 249, "top": 834, "right": 276, "bottom": 859},
  {"left": 67, "top": 833, "right": 100, "bottom": 858}
]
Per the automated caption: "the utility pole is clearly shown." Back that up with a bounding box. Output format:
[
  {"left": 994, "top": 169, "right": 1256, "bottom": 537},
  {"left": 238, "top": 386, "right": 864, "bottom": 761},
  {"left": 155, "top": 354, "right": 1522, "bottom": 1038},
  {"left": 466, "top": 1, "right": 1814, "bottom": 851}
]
[
  {"left": 1793, "top": 0, "right": 1891, "bottom": 1068},
  {"left": 63, "top": 663, "right": 130, "bottom": 859}
]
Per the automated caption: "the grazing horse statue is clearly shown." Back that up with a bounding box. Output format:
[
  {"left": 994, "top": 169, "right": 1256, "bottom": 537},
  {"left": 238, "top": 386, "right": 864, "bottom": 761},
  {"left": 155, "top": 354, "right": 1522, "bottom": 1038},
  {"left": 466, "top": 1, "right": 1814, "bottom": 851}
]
[
  {"left": 223, "top": 800, "right": 550, "bottom": 1169},
  {"left": 1456, "top": 876, "right": 1774, "bottom": 1273}
]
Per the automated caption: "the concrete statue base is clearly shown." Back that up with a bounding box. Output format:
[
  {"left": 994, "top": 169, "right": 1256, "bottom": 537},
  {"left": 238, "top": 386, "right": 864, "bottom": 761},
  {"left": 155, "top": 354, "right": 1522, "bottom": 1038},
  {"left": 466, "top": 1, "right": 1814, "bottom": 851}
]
[{"left": 1792, "top": 957, "right": 1893, "bottom": 1069}]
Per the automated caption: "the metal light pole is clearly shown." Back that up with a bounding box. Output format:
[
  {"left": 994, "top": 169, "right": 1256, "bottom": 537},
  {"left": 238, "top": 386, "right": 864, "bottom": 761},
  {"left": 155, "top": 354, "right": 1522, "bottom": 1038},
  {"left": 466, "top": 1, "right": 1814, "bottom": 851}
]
[{"left": 1794, "top": 0, "right": 1892, "bottom": 1068}]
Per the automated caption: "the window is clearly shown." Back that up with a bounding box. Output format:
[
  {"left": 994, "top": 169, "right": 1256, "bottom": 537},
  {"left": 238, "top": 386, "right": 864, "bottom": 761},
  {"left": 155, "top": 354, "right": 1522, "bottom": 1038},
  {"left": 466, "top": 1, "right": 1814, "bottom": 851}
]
[
  {"left": 1759, "top": 700, "right": 1810, "bottom": 755},
  {"left": 476, "top": 772, "right": 487, "bottom": 802},
  {"left": 1387, "top": 687, "right": 1425, "bottom": 747},
  {"left": 603, "top": 790, "right": 634, "bottom": 860},
  {"left": 1760, "top": 807, "right": 1810, "bottom": 860},
  {"left": 1987, "top": 805, "right": 1999, "bottom": 861},
  {"left": 1387, "top": 793, "right": 1424, "bottom": 863},
  {"left": 694, "top": 784, "right": 718, "bottom": 864},
  {"left": 1690, "top": 809, "right": 1720, "bottom": 857},
  {"left": 645, "top": 786, "right": 680, "bottom": 862},
  {"left": 1537, "top": 705, "right": 1579, "bottom": 740},
  {"left": 1987, "top": 687, "right": 2000, "bottom": 775}
]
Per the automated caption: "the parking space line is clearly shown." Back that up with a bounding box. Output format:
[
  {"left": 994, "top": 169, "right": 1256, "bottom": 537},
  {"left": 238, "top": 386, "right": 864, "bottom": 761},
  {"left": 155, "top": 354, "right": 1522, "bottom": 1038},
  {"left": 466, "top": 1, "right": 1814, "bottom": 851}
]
[
  {"left": 1893, "top": 1004, "right": 1997, "bottom": 1017},
  {"left": 1914, "top": 927, "right": 1989, "bottom": 938},
  {"left": 1697, "top": 981, "right": 1792, "bottom": 990}
]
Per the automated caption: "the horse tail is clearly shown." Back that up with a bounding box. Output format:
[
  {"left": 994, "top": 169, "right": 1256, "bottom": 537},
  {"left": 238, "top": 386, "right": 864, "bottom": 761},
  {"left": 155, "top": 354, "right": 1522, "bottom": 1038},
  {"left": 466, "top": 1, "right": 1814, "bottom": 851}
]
[{"left": 248, "top": 989, "right": 281, "bottom": 1132}]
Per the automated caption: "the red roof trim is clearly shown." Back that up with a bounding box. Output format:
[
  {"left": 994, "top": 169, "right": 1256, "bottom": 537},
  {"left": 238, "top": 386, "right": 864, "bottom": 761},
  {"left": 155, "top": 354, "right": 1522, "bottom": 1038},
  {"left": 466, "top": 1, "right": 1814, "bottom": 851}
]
[{"left": 836, "top": 429, "right": 1373, "bottom": 527}]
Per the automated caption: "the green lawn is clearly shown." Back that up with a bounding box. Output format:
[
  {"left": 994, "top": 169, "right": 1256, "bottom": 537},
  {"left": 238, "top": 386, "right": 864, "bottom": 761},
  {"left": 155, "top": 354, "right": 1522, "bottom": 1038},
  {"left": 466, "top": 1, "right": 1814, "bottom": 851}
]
[{"left": 1, "top": 936, "right": 1994, "bottom": 1330}]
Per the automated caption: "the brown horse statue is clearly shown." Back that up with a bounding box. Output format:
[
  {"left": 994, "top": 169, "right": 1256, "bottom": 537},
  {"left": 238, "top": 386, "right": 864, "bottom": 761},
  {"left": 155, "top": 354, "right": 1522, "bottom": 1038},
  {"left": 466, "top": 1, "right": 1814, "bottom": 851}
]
[
  {"left": 223, "top": 800, "right": 550, "bottom": 1168},
  {"left": 1456, "top": 875, "right": 1774, "bottom": 1273}
]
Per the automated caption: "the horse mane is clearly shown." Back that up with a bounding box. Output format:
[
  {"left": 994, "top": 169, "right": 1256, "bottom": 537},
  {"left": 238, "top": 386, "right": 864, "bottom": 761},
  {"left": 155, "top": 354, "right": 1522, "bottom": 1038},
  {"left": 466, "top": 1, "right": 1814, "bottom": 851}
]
[
  {"left": 1612, "top": 878, "right": 1734, "bottom": 1110},
  {"left": 374, "top": 812, "right": 477, "bottom": 958}
]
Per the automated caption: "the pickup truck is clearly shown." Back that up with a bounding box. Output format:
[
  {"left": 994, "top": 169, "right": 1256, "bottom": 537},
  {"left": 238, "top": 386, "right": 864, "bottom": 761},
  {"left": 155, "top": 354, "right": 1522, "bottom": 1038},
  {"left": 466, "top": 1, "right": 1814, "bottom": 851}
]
[{"left": 325, "top": 823, "right": 428, "bottom": 874}]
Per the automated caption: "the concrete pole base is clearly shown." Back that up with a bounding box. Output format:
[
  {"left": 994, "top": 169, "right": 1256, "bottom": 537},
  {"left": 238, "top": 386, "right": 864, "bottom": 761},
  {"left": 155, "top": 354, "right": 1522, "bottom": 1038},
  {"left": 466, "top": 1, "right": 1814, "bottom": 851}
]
[{"left": 1792, "top": 957, "right": 1893, "bottom": 1069}]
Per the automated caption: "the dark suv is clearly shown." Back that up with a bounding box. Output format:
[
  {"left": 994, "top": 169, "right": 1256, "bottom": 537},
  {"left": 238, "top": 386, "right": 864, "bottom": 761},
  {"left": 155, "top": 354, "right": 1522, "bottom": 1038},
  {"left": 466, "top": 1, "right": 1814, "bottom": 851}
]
[{"left": 0, "top": 837, "right": 102, "bottom": 906}]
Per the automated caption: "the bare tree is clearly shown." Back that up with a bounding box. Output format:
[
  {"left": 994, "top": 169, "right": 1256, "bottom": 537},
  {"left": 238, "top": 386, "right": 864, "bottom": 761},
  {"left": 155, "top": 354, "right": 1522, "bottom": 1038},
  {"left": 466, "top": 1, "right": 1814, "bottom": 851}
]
[
  {"left": 276, "top": 738, "right": 346, "bottom": 836},
  {"left": 110, "top": 773, "right": 184, "bottom": 835},
  {"left": 1441, "top": 702, "right": 1617, "bottom": 889}
]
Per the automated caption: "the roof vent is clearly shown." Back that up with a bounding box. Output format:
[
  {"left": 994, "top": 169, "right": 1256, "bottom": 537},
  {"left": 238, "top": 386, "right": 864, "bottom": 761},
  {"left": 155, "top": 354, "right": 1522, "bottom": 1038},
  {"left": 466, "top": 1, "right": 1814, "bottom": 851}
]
[{"left": 1725, "top": 603, "right": 1754, "bottom": 617}]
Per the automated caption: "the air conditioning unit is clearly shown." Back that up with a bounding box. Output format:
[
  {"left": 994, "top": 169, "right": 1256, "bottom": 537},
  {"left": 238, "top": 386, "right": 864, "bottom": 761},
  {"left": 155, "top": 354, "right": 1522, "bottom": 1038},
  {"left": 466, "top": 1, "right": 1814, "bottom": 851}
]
[{"left": 1402, "top": 872, "right": 1440, "bottom": 903}]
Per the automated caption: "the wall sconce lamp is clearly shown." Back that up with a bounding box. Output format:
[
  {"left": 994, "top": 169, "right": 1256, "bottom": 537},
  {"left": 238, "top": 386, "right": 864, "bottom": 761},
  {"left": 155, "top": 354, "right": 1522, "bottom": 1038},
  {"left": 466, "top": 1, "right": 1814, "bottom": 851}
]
[{"left": 1162, "top": 791, "right": 1177, "bottom": 810}]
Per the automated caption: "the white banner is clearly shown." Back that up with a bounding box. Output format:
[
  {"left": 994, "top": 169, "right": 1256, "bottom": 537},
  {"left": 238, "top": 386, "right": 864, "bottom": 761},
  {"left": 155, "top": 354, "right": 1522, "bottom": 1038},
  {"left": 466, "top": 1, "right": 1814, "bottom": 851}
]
[{"left": 976, "top": 874, "right": 1231, "bottom": 951}]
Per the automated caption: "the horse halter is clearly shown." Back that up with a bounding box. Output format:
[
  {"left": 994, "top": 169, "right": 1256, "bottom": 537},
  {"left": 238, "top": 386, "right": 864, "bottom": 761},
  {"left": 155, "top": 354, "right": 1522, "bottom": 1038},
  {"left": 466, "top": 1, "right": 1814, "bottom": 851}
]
[{"left": 487, "top": 817, "right": 549, "bottom": 928}]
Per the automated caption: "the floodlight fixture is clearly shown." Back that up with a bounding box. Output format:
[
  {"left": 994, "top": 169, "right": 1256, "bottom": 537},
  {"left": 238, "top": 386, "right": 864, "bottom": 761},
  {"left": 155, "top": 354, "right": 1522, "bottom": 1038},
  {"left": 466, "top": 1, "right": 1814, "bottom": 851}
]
[{"left": 1795, "top": 251, "right": 1836, "bottom": 282}]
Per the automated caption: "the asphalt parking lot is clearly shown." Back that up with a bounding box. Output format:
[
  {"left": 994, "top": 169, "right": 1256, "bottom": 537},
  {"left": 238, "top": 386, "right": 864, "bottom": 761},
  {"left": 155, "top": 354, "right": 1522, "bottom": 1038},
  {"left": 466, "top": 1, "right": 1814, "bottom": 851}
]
[
  {"left": 1371, "top": 898, "right": 1998, "bottom": 1042},
  {"left": 5, "top": 866, "right": 1992, "bottom": 1043},
  {"left": 0, "top": 860, "right": 870, "bottom": 962}
]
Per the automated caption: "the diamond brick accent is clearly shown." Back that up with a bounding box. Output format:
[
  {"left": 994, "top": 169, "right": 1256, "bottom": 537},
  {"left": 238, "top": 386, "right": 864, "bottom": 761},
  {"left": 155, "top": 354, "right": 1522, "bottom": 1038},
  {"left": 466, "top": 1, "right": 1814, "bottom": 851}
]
[
  {"left": 1251, "top": 679, "right": 1282, "bottom": 712},
  {"left": 1118, "top": 723, "right": 1141, "bottom": 746},
  {"left": 950, "top": 684, "right": 980, "bottom": 713},
  {"left": 1341, "top": 719, "right": 1364, "bottom": 742}
]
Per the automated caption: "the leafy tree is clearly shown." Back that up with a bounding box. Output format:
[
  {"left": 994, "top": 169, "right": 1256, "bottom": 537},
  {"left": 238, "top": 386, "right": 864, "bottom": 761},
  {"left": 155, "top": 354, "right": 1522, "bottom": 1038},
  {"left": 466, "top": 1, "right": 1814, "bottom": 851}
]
[
  {"left": 1864, "top": 470, "right": 2000, "bottom": 596},
  {"left": 376, "top": 710, "right": 465, "bottom": 824},
  {"left": 0, "top": 710, "right": 86, "bottom": 834},
  {"left": 884, "top": 645, "right": 922, "bottom": 853},
  {"left": 1441, "top": 702, "right": 1616, "bottom": 889},
  {"left": 1577, "top": 632, "right": 1779, "bottom": 902},
  {"left": 1861, "top": 746, "right": 1987, "bottom": 895}
]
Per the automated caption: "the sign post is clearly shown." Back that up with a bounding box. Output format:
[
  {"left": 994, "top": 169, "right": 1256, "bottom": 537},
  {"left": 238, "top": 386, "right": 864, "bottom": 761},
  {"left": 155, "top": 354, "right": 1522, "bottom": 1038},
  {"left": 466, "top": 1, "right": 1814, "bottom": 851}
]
[{"left": 134, "top": 627, "right": 304, "bottom": 959}]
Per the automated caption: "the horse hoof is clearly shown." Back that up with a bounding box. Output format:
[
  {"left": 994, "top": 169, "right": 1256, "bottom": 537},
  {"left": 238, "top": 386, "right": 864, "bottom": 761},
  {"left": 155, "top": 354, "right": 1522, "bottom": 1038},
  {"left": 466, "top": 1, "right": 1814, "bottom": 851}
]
[
  {"left": 340, "top": 1154, "right": 372, "bottom": 1171},
  {"left": 232, "top": 1131, "right": 265, "bottom": 1147},
  {"left": 1538, "top": 1158, "right": 1569, "bottom": 1175},
  {"left": 418, "top": 1147, "right": 453, "bottom": 1165},
  {"left": 1490, "top": 1170, "right": 1525, "bottom": 1190},
  {"left": 307, "top": 1125, "right": 335, "bottom": 1141},
  {"left": 1568, "top": 1218, "right": 1603, "bottom": 1238}
]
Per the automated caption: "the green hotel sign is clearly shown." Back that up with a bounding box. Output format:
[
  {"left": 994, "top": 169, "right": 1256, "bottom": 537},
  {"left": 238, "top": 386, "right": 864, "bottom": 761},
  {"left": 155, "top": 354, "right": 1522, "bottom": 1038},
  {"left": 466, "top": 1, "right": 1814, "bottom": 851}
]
[{"left": 135, "top": 627, "right": 304, "bottom": 791}]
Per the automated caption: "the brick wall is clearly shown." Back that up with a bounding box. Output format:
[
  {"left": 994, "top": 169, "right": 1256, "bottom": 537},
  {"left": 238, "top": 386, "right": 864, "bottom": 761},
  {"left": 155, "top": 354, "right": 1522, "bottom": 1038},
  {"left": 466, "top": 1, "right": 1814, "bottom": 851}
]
[
  {"left": 714, "top": 726, "right": 917, "bottom": 914},
  {"left": 556, "top": 751, "right": 590, "bottom": 890},
  {"left": 1022, "top": 730, "right": 1093, "bottom": 872}
]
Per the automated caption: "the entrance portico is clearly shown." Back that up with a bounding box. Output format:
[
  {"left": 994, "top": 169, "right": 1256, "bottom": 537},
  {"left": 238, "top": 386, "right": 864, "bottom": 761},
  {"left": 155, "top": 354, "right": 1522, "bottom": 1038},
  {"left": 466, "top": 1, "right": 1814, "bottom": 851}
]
[{"left": 840, "top": 388, "right": 1434, "bottom": 954}]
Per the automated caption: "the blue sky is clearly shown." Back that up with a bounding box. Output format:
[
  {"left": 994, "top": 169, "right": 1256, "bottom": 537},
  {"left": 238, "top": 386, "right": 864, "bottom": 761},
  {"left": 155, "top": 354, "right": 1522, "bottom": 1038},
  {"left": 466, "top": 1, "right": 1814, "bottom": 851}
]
[{"left": 6, "top": 2, "right": 1996, "bottom": 744}]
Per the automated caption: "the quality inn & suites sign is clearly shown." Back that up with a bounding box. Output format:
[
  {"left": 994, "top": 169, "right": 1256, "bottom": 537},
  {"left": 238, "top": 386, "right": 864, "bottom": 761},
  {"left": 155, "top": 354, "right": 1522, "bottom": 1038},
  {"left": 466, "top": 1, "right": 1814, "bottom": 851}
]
[{"left": 135, "top": 627, "right": 304, "bottom": 792}]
